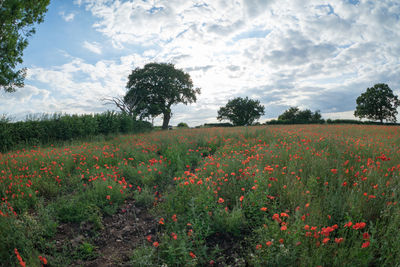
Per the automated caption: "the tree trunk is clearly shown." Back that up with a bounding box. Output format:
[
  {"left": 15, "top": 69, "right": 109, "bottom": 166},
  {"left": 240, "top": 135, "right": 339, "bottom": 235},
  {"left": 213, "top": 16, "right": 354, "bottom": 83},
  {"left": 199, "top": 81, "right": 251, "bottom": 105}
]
[{"left": 162, "top": 112, "right": 171, "bottom": 130}]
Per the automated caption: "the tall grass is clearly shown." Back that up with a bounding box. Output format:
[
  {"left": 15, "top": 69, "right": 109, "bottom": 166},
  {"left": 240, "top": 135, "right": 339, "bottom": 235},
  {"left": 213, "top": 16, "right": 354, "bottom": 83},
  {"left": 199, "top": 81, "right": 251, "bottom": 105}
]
[{"left": 0, "top": 125, "right": 399, "bottom": 266}]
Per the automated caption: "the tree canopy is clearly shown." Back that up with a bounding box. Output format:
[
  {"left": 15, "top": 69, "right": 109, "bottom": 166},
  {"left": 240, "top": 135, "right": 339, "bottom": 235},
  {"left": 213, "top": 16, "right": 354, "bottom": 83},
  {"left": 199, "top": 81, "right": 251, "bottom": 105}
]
[
  {"left": 0, "top": 0, "right": 50, "bottom": 93},
  {"left": 177, "top": 122, "right": 189, "bottom": 128},
  {"left": 354, "top": 83, "right": 399, "bottom": 123},
  {"left": 217, "top": 97, "right": 265, "bottom": 126},
  {"left": 277, "top": 107, "right": 322, "bottom": 123},
  {"left": 124, "top": 63, "right": 200, "bottom": 129}
]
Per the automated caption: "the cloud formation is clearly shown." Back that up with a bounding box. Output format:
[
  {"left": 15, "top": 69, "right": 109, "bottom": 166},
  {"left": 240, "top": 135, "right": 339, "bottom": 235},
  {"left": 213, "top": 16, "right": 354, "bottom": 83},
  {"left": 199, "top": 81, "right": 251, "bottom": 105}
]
[
  {"left": 83, "top": 41, "right": 102, "bottom": 54},
  {"left": 5, "top": 0, "right": 400, "bottom": 125},
  {"left": 59, "top": 11, "right": 75, "bottom": 22}
]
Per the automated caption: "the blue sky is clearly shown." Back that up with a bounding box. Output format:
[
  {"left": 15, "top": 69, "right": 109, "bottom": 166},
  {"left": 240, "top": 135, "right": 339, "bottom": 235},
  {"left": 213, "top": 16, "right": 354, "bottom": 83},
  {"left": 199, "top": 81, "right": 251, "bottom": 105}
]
[{"left": 1, "top": 0, "right": 400, "bottom": 126}]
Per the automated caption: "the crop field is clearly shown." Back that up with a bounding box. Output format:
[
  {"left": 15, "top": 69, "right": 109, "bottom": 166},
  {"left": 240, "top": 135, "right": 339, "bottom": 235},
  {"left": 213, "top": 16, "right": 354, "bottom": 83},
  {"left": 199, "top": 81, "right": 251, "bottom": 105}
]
[{"left": 1, "top": 124, "right": 400, "bottom": 266}]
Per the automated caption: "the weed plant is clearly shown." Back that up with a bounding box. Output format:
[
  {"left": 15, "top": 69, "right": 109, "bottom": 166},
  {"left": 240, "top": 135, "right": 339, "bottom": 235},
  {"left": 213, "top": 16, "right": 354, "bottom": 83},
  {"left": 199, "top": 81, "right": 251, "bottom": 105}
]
[{"left": 0, "top": 125, "right": 399, "bottom": 266}]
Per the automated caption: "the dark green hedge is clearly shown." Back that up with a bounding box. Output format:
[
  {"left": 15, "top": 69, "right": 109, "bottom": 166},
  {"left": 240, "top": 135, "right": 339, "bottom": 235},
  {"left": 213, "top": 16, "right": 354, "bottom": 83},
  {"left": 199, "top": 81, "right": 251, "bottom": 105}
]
[{"left": 0, "top": 111, "right": 152, "bottom": 152}]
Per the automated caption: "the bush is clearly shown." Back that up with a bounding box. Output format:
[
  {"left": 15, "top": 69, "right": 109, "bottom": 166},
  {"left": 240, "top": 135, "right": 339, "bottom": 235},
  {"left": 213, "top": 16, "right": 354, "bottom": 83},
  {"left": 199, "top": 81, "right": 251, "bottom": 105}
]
[
  {"left": 177, "top": 122, "right": 189, "bottom": 128},
  {"left": 0, "top": 112, "right": 153, "bottom": 152}
]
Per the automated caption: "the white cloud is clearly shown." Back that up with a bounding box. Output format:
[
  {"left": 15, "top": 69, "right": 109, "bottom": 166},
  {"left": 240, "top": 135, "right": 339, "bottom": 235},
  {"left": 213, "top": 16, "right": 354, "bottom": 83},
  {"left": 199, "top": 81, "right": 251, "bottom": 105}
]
[
  {"left": 5, "top": 0, "right": 399, "bottom": 126},
  {"left": 59, "top": 11, "right": 75, "bottom": 22},
  {"left": 18, "top": 53, "right": 152, "bottom": 117},
  {"left": 83, "top": 41, "right": 102, "bottom": 54}
]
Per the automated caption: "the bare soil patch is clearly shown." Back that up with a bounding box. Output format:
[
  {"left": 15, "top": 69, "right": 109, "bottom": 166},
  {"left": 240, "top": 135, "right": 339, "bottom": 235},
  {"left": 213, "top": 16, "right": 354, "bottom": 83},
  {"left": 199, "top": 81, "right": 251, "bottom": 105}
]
[{"left": 54, "top": 199, "right": 156, "bottom": 267}]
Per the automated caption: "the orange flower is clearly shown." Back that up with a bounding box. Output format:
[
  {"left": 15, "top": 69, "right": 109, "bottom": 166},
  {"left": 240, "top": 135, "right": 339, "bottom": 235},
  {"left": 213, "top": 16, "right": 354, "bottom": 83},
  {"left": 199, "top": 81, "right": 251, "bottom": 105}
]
[
  {"left": 172, "top": 214, "right": 177, "bottom": 222},
  {"left": 260, "top": 207, "right": 267, "bottom": 211},
  {"left": 321, "top": 226, "right": 334, "bottom": 237},
  {"left": 334, "top": 237, "right": 344, "bottom": 244},
  {"left": 218, "top": 197, "right": 224, "bottom": 204},
  {"left": 153, "top": 241, "right": 159, "bottom": 248},
  {"left": 38, "top": 255, "right": 48, "bottom": 265},
  {"left": 344, "top": 221, "right": 353, "bottom": 228},
  {"left": 272, "top": 213, "right": 280, "bottom": 220},
  {"left": 171, "top": 232, "right": 177, "bottom": 240},
  {"left": 280, "top": 225, "right": 287, "bottom": 231},
  {"left": 361, "top": 241, "right": 370, "bottom": 248},
  {"left": 14, "top": 248, "right": 26, "bottom": 267},
  {"left": 352, "top": 222, "right": 366, "bottom": 230},
  {"left": 363, "top": 232, "right": 370, "bottom": 240},
  {"left": 189, "top": 251, "right": 196, "bottom": 258},
  {"left": 239, "top": 195, "right": 244, "bottom": 202},
  {"left": 159, "top": 218, "right": 165, "bottom": 225},
  {"left": 266, "top": 241, "right": 272, "bottom": 246},
  {"left": 322, "top": 237, "right": 330, "bottom": 244}
]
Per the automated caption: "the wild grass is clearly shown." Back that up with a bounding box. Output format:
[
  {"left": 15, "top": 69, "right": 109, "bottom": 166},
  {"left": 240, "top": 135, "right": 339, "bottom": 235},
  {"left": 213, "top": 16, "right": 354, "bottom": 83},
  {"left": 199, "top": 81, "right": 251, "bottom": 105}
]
[{"left": 0, "top": 124, "right": 399, "bottom": 266}]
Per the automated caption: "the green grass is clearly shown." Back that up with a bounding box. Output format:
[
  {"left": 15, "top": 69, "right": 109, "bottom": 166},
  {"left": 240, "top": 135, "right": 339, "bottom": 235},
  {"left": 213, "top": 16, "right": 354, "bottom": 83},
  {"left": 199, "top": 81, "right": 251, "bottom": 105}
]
[{"left": 0, "top": 125, "right": 399, "bottom": 266}]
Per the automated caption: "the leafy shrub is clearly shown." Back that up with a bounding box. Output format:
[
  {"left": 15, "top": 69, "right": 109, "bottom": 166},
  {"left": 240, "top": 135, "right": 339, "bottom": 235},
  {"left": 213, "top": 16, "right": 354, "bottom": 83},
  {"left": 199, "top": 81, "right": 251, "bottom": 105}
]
[{"left": 0, "top": 112, "right": 153, "bottom": 152}]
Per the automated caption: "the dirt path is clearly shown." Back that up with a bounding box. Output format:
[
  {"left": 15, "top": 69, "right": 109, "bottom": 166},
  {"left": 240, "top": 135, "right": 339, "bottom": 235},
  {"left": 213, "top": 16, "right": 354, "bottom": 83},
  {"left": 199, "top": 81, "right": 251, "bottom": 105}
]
[{"left": 54, "top": 199, "right": 157, "bottom": 267}]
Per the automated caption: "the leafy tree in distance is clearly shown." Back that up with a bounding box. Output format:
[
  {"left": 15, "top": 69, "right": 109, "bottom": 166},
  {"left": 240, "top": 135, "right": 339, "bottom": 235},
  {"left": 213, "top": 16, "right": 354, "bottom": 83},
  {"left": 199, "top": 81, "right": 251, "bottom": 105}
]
[
  {"left": 125, "top": 63, "right": 200, "bottom": 129},
  {"left": 0, "top": 0, "right": 50, "bottom": 92},
  {"left": 354, "top": 83, "right": 400, "bottom": 123},
  {"left": 278, "top": 107, "right": 322, "bottom": 123},
  {"left": 177, "top": 122, "right": 189, "bottom": 128},
  {"left": 217, "top": 97, "right": 265, "bottom": 126},
  {"left": 278, "top": 106, "right": 300, "bottom": 121}
]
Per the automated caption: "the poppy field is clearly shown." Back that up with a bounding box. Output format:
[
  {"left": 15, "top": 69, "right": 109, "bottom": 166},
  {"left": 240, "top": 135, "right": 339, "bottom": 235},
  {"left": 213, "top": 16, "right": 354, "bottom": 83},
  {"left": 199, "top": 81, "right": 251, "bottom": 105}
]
[{"left": 1, "top": 124, "right": 400, "bottom": 266}]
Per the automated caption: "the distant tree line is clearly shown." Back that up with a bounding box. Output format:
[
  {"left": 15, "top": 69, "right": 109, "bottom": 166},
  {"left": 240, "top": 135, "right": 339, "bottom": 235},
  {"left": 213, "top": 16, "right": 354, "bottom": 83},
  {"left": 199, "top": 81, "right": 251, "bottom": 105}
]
[
  {"left": 215, "top": 83, "right": 399, "bottom": 126},
  {"left": 276, "top": 106, "right": 323, "bottom": 124},
  {"left": 0, "top": 112, "right": 152, "bottom": 152}
]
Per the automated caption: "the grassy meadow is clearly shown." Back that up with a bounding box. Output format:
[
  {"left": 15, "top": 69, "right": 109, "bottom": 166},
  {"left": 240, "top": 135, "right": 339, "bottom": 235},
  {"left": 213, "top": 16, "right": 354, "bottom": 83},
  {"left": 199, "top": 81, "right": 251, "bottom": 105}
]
[{"left": 1, "top": 124, "right": 400, "bottom": 266}]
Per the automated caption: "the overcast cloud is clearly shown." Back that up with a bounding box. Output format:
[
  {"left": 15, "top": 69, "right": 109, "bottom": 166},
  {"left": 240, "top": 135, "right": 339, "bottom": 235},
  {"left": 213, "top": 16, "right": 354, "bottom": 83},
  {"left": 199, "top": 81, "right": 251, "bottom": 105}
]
[{"left": 1, "top": 0, "right": 399, "bottom": 125}]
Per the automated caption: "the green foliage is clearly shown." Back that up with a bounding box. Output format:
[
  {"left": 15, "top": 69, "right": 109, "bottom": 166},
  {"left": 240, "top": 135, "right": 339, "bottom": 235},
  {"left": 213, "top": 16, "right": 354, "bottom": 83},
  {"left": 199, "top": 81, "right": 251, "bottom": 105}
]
[
  {"left": 217, "top": 96, "right": 265, "bottom": 126},
  {"left": 133, "top": 186, "right": 155, "bottom": 209},
  {"left": 203, "top": 123, "right": 233, "bottom": 128},
  {"left": 177, "top": 122, "right": 189, "bottom": 128},
  {"left": 211, "top": 207, "right": 246, "bottom": 237},
  {"left": 0, "top": 112, "right": 152, "bottom": 152},
  {"left": 0, "top": 203, "right": 58, "bottom": 267},
  {"left": 2, "top": 125, "right": 400, "bottom": 266},
  {"left": 277, "top": 107, "right": 323, "bottom": 123},
  {"left": 76, "top": 242, "right": 97, "bottom": 260},
  {"left": 131, "top": 246, "right": 157, "bottom": 266},
  {"left": 354, "top": 83, "right": 400, "bottom": 123},
  {"left": 125, "top": 63, "right": 201, "bottom": 129},
  {"left": 0, "top": 0, "right": 50, "bottom": 92}
]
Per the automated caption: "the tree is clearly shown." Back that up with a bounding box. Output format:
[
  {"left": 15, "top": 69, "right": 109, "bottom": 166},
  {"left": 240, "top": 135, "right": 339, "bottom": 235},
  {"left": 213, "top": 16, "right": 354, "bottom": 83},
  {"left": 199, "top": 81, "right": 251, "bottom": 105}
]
[
  {"left": 217, "top": 97, "right": 265, "bottom": 126},
  {"left": 125, "top": 63, "right": 200, "bottom": 129},
  {"left": 354, "top": 83, "right": 400, "bottom": 123},
  {"left": 102, "top": 95, "right": 136, "bottom": 117},
  {"left": 177, "top": 122, "right": 189, "bottom": 128},
  {"left": 278, "top": 107, "right": 299, "bottom": 121},
  {"left": 0, "top": 0, "right": 50, "bottom": 92},
  {"left": 277, "top": 106, "right": 322, "bottom": 123}
]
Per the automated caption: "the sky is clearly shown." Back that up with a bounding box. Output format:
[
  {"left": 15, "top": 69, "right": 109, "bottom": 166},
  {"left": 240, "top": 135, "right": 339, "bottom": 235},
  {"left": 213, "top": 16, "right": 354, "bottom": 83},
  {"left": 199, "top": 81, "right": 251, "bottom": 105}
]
[{"left": 1, "top": 0, "right": 400, "bottom": 126}]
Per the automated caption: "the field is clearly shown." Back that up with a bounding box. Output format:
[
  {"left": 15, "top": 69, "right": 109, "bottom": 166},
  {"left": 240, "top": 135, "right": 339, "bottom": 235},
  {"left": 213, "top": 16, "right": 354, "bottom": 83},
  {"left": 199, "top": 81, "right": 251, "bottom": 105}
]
[{"left": 1, "top": 124, "right": 400, "bottom": 266}]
